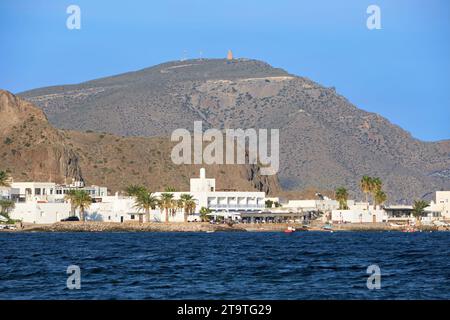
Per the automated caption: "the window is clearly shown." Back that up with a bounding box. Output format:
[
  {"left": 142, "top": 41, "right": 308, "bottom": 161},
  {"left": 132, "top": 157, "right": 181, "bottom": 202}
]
[
  {"left": 131, "top": 215, "right": 135, "bottom": 220},
  {"left": 35, "top": 188, "right": 41, "bottom": 195}
]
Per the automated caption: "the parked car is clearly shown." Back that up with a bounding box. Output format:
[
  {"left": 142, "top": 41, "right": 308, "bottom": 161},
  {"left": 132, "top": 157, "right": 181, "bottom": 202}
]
[
  {"left": 187, "top": 214, "right": 201, "bottom": 222},
  {"left": 61, "top": 216, "right": 80, "bottom": 222}
]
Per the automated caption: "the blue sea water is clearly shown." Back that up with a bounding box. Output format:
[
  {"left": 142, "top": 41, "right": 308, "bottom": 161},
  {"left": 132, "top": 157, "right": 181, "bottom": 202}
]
[{"left": 0, "top": 231, "right": 449, "bottom": 300}]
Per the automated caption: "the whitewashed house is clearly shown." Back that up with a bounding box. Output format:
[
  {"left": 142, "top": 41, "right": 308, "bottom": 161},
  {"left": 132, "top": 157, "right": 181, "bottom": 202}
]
[{"left": 436, "top": 191, "right": 450, "bottom": 219}]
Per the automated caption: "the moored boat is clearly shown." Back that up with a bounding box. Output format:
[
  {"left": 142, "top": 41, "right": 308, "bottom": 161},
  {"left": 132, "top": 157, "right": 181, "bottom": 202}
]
[{"left": 284, "top": 226, "right": 296, "bottom": 233}]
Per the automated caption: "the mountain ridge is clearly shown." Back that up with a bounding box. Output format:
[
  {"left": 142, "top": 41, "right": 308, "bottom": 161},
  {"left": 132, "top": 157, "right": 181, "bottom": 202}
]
[{"left": 18, "top": 58, "right": 450, "bottom": 202}]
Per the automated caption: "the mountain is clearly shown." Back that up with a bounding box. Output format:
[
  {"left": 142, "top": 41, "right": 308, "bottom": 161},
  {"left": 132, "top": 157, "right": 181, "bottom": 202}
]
[
  {"left": 19, "top": 58, "right": 450, "bottom": 202},
  {"left": 0, "top": 90, "right": 280, "bottom": 194}
]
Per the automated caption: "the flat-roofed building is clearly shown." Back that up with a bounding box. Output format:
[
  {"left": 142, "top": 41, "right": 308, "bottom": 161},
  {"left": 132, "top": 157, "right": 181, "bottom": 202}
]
[{"left": 436, "top": 191, "right": 450, "bottom": 219}]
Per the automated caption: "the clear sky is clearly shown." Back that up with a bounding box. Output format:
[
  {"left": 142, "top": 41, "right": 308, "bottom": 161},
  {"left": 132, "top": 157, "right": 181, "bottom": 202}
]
[{"left": 1, "top": 0, "right": 449, "bottom": 141}]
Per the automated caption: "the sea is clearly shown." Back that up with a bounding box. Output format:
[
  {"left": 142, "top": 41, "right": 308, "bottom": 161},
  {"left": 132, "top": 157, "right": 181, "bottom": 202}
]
[{"left": 0, "top": 231, "right": 449, "bottom": 299}]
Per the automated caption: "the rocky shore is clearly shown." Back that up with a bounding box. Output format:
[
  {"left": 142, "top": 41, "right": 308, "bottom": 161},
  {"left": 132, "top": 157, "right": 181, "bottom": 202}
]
[{"left": 1, "top": 221, "right": 447, "bottom": 233}]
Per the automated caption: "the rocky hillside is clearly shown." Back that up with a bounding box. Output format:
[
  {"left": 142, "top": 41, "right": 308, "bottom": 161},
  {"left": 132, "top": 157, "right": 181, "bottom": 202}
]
[
  {"left": 0, "top": 90, "right": 83, "bottom": 183},
  {"left": 0, "top": 90, "right": 280, "bottom": 194},
  {"left": 19, "top": 59, "right": 450, "bottom": 202}
]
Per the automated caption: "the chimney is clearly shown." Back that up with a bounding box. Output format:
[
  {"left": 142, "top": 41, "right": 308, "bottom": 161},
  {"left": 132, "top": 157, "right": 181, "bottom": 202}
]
[{"left": 200, "top": 168, "right": 206, "bottom": 179}]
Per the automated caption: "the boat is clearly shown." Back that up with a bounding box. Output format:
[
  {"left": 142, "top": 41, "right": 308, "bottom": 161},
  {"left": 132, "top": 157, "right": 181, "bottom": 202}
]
[{"left": 284, "top": 226, "right": 296, "bottom": 233}]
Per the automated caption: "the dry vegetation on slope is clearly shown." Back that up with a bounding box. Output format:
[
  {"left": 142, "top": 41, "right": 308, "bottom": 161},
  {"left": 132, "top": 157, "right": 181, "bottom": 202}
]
[{"left": 0, "top": 90, "right": 280, "bottom": 194}]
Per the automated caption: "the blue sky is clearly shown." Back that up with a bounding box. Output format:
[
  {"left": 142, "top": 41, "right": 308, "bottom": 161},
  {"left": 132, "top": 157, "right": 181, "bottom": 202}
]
[{"left": 1, "top": 0, "right": 449, "bottom": 141}]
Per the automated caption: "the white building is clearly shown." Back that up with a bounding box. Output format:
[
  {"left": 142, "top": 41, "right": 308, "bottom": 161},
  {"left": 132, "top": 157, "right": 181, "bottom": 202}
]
[
  {"left": 285, "top": 199, "right": 339, "bottom": 213},
  {"left": 10, "top": 202, "right": 71, "bottom": 224},
  {"left": 97, "top": 168, "right": 264, "bottom": 222},
  {"left": 10, "top": 182, "right": 107, "bottom": 203},
  {"left": 7, "top": 182, "right": 108, "bottom": 224},
  {"left": 188, "top": 168, "right": 265, "bottom": 212},
  {"left": 436, "top": 191, "right": 450, "bottom": 219},
  {"left": 332, "top": 207, "right": 388, "bottom": 223}
]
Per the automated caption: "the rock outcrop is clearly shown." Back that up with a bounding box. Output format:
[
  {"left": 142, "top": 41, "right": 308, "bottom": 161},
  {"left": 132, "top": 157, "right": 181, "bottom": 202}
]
[{"left": 0, "top": 90, "right": 280, "bottom": 194}]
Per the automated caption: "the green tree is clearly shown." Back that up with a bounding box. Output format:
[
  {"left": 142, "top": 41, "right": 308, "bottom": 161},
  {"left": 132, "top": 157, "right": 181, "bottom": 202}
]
[
  {"left": 0, "top": 171, "right": 11, "bottom": 188},
  {"left": 65, "top": 190, "right": 92, "bottom": 221},
  {"left": 125, "top": 185, "right": 146, "bottom": 197},
  {"left": 160, "top": 192, "right": 174, "bottom": 223},
  {"left": 372, "top": 177, "right": 382, "bottom": 192},
  {"left": 134, "top": 189, "right": 158, "bottom": 223},
  {"left": 371, "top": 177, "right": 382, "bottom": 206},
  {"left": 412, "top": 200, "right": 429, "bottom": 225},
  {"left": 265, "top": 199, "right": 273, "bottom": 208},
  {"left": 180, "top": 194, "right": 196, "bottom": 222},
  {"left": 374, "top": 189, "right": 387, "bottom": 207},
  {"left": 199, "top": 207, "right": 211, "bottom": 222},
  {"left": 0, "top": 199, "right": 15, "bottom": 222},
  {"left": 335, "top": 187, "right": 349, "bottom": 210},
  {"left": 360, "top": 175, "right": 372, "bottom": 206}
]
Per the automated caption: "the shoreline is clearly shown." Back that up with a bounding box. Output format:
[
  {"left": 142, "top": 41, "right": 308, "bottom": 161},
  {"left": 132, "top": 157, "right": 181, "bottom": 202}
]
[{"left": 1, "top": 221, "right": 448, "bottom": 233}]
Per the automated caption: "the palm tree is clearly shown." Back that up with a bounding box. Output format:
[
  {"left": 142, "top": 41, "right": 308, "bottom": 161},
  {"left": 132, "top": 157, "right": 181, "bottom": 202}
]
[
  {"left": 180, "top": 193, "right": 196, "bottom": 222},
  {"left": 175, "top": 199, "right": 184, "bottom": 215},
  {"left": 65, "top": 190, "right": 92, "bottom": 221},
  {"left": 0, "top": 171, "right": 11, "bottom": 188},
  {"left": 134, "top": 190, "right": 158, "bottom": 223},
  {"left": 199, "top": 207, "right": 211, "bottom": 222},
  {"left": 335, "top": 187, "right": 349, "bottom": 210},
  {"left": 125, "top": 185, "right": 146, "bottom": 197},
  {"left": 0, "top": 199, "right": 15, "bottom": 221},
  {"left": 372, "top": 177, "right": 382, "bottom": 192},
  {"left": 360, "top": 176, "right": 372, "bottom": 206},
  {"left": 160, "top": 192, "right": 174, "bottom": 223},
  {"left": 374, "top": 189, "right": 387, "bottom": 207},
  {"left": 412, "top": 200, "right": 429, "bottom": 226},
  {"left": 371, "top": 177, "right": 382, "bottom": 207}
]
